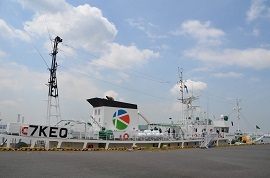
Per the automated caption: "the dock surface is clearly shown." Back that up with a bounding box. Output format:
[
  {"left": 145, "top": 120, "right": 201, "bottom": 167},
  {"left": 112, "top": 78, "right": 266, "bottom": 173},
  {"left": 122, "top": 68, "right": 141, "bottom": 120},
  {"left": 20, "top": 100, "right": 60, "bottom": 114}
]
[{"left": 1, "top": 144, "right": 270, "bottom": 177}]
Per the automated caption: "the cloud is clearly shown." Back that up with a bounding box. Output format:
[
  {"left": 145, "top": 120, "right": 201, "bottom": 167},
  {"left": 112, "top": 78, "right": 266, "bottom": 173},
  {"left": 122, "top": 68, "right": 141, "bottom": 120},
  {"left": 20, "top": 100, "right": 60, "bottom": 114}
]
[
  {"left": 213, "top": 72, "right": 244, "bottom": 78},
  {"left": 183, "top": 47, "right": 270, "bottom": 69},
  {"left": 184, "top": 79, "right": 207, "bottom": 93},
  {"left": 249, "top": 77, "right": 261, "bottom": 82},
  {"left": 170, "top": 79, "right": 207, "bottom": 96},
  {"left": 252, "top": 27, "right": 260, "bottom": 36},
  {"left": 87, "top": 43, "right": 159, "bottom": 83},
  {"left": 23, "top": 4, "right": 118, "bottom": 52},
  {"left": 0, "top": 61, "right": 47, "bottom": 93},
  {"left": 57, "top": 72, "right": 100, "bottom": 101},
  {"left": 16, "top": 1, "right": 160, "bottom": 80},
  {"left": 1, "top": 0, "right": 162, "bottom": 123},
  {"left": 0, "top": 100, "right": 18, "bottom": 107},
  {"left": 0, "top": 58, "right": 102, "bottom": 124},
  {"left": 171, "top": 20, "right": 225, "bottom": 46},
  {"left": 126, "top": 18, "right": 145, "bottom": 29},
  {"left": 126, "top": 18, "right": 167, "bottom": 39},
  {"left": 170, "top": 102, "right": 184, "bottom": 113},
  {"left": 103, "top": 90, "right": 119, "bottom": 100},
  {"left": 91, "top": 43, "right": 159, "bottom": 69},
  {"left": 20, "top": 1, "right": 160, "bottom": 75},
  {"left": 0, "top": 50, "right": 6, "bottom": 58},
  {"left": 0, "top": 19, "right": 30, "bottom": 42},
  {"left": 246, "top": 0, "right": 270, "bottom": 23},
  {"left": 0, "top": 60, "right": 48, "bottom": 123}
]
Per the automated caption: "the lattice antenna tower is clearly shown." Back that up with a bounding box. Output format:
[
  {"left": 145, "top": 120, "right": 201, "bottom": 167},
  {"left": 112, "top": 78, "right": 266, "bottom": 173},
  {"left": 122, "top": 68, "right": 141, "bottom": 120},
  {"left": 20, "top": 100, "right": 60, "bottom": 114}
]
[{"left": 46, "top": 36, "right": 62, "bottom": 125}]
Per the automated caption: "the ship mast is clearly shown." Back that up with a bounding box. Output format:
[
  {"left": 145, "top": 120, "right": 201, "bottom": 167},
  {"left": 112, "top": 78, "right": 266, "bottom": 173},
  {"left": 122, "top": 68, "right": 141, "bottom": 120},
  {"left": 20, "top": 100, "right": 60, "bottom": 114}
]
[
  {"left": 178, "top": 67, "right": 184, "bottom": 104},
  {"left": 46, "top": 36, "right": 62, "bottom": 126},
  {"left": 178, "top": 68, "right": 200, "bottom": 138},
  {"left": 178, "top": 67, "right": 198, "bottom": 120},
  {"left": 233, "top": 99, "right": 242, "bottom": 133}
]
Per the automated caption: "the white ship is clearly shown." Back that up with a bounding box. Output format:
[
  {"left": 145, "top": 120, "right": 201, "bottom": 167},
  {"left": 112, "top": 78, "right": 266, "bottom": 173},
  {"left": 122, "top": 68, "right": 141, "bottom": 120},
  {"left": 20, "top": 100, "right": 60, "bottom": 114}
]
[{"left": 0, "top": 36, "right": 241, "bottom": 150}]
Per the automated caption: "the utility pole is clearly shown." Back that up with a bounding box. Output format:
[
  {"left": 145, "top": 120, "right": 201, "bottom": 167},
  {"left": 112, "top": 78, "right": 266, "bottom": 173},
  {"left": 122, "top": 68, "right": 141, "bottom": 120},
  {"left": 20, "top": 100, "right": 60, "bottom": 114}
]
[{"left": 46, "top": 36, "right": 62, "bottom": 126}]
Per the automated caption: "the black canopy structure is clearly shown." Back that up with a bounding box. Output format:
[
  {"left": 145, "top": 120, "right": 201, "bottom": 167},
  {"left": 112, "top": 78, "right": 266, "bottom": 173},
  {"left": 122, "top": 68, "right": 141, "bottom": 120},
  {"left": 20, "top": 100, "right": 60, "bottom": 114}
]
[{"left": 87, "top": 98, "right": 137, "bottom": 109}]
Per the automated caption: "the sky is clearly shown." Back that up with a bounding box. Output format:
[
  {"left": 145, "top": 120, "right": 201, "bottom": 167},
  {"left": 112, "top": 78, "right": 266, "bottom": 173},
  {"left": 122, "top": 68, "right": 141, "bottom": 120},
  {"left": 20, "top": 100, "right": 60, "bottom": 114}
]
[{"left": 0, "top": 0, "right": 270, "bottom": 133}]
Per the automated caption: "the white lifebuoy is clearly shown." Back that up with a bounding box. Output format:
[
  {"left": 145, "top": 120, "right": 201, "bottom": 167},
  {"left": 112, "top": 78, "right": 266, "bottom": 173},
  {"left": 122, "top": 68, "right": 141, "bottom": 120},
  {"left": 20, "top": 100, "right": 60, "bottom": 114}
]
[
  {"left": 21, "top": 126, "right": 28, "bottom": 136},
  {"left": 123, "top": 133, "right": 129, "bottom": 140}
]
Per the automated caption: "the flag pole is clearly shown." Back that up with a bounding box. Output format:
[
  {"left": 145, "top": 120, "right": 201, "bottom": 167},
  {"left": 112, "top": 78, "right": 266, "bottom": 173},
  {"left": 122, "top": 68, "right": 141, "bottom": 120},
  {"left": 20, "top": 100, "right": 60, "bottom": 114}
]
[
  {"left": 256, "top": 127, "right": 257, "bottom": 140},
  {"left": 255, "top": 125, "right": 260, "bottom": 140}
]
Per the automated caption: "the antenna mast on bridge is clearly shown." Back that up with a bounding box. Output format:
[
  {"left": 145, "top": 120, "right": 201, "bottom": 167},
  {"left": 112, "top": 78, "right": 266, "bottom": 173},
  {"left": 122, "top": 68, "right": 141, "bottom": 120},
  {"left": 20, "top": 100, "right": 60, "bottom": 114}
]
[{"left": 46, "top": 36, "right": 62, "bottom": 126}]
